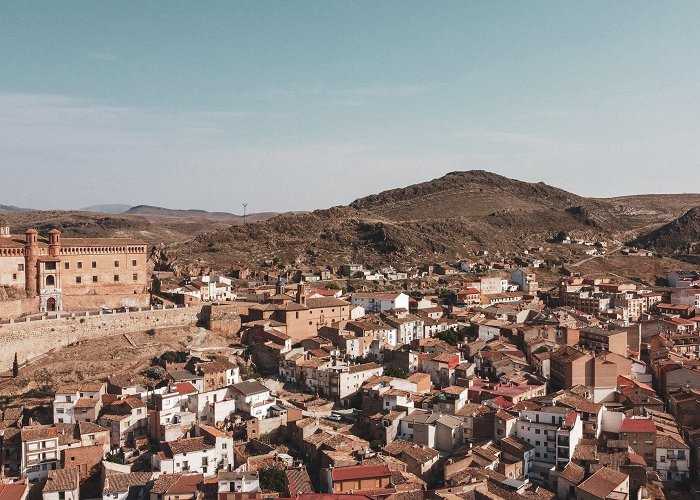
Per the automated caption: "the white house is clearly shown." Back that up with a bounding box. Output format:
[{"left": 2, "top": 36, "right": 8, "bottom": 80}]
[
  {"left": 351, "top": 292, "right": 410, "bottom": 313},
  {"left": 656, "top": 432, "right": 690, "bottom": 482},
  {"left": 230, "top": 380, "right": 274, "bottom": 419},
  {"left": 42, "top": 468, "right": 79, "bottom": 500},
  {"left": 218, "top": 471, "right": 260, "bottom": 493},
  {"left": 53, "top": 383, "right": 106, "bottom": 424}
]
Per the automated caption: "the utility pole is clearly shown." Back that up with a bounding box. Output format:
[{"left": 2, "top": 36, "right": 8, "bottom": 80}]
[{"left": 243, "top": 203, "right": 248, "bottom": 225}]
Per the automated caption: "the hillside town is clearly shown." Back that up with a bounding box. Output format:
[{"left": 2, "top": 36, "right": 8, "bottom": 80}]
[{"left": 2, "top": 223, "right": 700, "bottom": 500}]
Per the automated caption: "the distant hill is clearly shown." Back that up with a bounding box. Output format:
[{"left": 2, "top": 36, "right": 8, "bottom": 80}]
[
  {"left": 125, "top": 205, "right": 278, "bottom": 224},
  {"left": 632, "top": 206, "right": 700, "bottom": 255},
  {"left": 0, "top": 204, "right": 30, "bottom": 212},
  {"left": 81, "top": 204, "right": 133, "bottom": 214},
  {"left": 155, "top": 170, "right": 700, "bottom": 274}
]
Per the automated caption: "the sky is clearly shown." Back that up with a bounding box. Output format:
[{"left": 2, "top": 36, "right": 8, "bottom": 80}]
[{"left": 1, "top": 1, "right": 700, "bottom": 213}]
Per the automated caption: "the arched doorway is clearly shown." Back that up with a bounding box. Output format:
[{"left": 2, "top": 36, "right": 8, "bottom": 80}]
[{"left": 46, "top": 297, "right": 56, "bottom": 311}]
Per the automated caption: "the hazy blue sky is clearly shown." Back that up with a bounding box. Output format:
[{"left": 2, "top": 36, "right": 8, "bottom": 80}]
[{"left": 1, "top": 1, "right": 699, "bottom": 213}]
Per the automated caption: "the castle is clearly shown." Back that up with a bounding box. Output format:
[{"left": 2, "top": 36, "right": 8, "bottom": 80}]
[{"left": 0, "top": 218, "right": 149, "bottom": 314}]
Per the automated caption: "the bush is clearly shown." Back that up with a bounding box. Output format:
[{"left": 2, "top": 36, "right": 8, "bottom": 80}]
[
  {"left": 437, "top": 328, "right": 461, "bottom": 346},
  {"left": 384, "top": 366, "right": 408, "bottom": 379},
  {"left": 146, "top": 328, "right": 156, "bottom": 336},
  {"left": 259, "top": 467, "right": 286, "bottom": 493},
  {"left": 370, "top": 439, "right": 384, "bottom": 452}
]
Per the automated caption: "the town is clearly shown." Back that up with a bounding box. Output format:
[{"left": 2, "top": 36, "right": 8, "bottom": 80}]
[{"left": 1, "top": 220, "right": 699, "bottom": 500}]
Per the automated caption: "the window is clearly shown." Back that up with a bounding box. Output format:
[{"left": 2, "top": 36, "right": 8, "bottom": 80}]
[
  {"left": 92, "top": 276, "right": 98, "bottom": 283},
  {"left": 114, "top": 260, "right": 120, "bottom": 268},
  {"left": 133, "top": 273, "right": 138, "bottom": 281},
  {"left": 64, "top": 262, "right": 69, "bottom": 269},
  {"left": 46, "top": 275, "right": 55, "bottom": 286},
  {"left": 132, "top": 259, "right": 137, "bottom": 266},
  {"left": 535, "top": 429, "right": 541, "bottom": 434},
  {"left": 77, "top": 261, "right": 83, "bottom": 269},
  {"left": 45, "top": 262, "right": 56, "bottom": 270},
  {"left": 536, "top": 440, "right": 540, "bottom": 446},
  {"left": 18, "top": 263, "right": 24, "bottom": 271},
  {"left": 12, "top": 274, "right": 16, "bottom": 280},
  {"left": 75, "top": 277, "right": 82, "bottom": 284},
  {"left": 114, "top": 275, "right": 119, "bottom": 282},
  {"left": 91, "top": 261, "right": 97, "bottom": 268},
  {"left": 59, "top": 492, "right": 65, "bottom": 500}
]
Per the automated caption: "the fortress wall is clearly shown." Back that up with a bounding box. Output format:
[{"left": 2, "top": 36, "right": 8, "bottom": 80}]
[{"left": 0, "top": 305, "right": 203, "bottom": 368}]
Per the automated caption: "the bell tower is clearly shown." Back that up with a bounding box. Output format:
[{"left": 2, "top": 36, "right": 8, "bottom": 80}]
[
  {"left": 48, "top": 229, "right": 61, "bottom": 257},
  {"left": 0, "top": 218, "right": 9, "bottom": 238}
]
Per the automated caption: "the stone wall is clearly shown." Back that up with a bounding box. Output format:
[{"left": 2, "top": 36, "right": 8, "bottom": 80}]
[
  {"left": 0, "top": 305, "right": 203, "bottom": 368},
  {"left": 0, "top": 297, "right": 41, "bottom": 318}
]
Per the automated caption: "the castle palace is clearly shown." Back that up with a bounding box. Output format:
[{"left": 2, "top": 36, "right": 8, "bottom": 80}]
[{"left": 0, "top": 218, "right": 149, "bottom": 313}]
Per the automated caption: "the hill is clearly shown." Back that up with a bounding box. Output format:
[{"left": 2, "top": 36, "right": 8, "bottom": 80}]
[
  {"left": 81, "top": 204, "right": 133, "bottom": 214},
  {"left": 156, "top": 170, "right": 700, "bottom": 275},
  {"left": 632, "top": 206, "right": 700, "bottom": 255},
  {"left": 125, "top": 205, "right": 278, "bottom": 224},
  {"left": 0, "top": 204, "right": 30, "bottom": 212}
]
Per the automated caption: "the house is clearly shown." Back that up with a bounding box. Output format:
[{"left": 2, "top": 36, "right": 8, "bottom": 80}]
[
  {"left": 230, "top": 380, "right": 274, "bottom": 419},
  {"left": 321, "top": 463, "right": 392, "bottom": 493},
  {"left": 20, "top": 425, "right": 60, "bottom": 481},
  {"left": 217, "top": 471, "right": 260, "bottom": 493},
  {"left": 53, "top": 383, "right": 106, "bottom": 424},
  {"left": 42, "top": 468, "right": 79, "bottom": 500},
  {"left": 0, "top": 483, "right": 29, "bottom": 500},
  {"left": 101, "top": 471, "right": 155, "bottom": 500},
  {"left": 618, "top": 418, "right": 656, "bottom": 466},
  {"left": 656, "top": 432, "right": 689, "bottom": 482},
  {"left": 149, "top": 473, "right": 203, "bottom": 500},
  {"left": 98, "top": 396, "right": 149, "bottom": 447},
  {"left": 511, "top": 269, "right": 539, "bottom": 293},
  {"left": 154, "top": 426, "right": 233, "bottom": 478},
  {"left": 499, "top": 436, "right": 534, "bottom": 479},
  {"left": 576, "top": 467, "right": 629, "bottom": 500},
  {"left": 351, "top": 293, "right": 410, "bottom": 313}
]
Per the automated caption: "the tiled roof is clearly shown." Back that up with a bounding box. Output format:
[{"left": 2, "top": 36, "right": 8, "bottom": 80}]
[
  {"left": 43, "top": 468, "right": 79, "bottom": 493},
  {"left": 21, "top": 425, "right": 58, "bottom": 442},
  {"left": 232, "top": 380, "right": 269, "bottom": 396},
  {"left": 286, "top": 467, "right": 314, "bottom": 496},
  {"left": 0, "top": 484, "right": 28, "bottom": 500},
  {"left": 577, "top": 467, "right": 628, "bottom": 498},
  {"left": 164, "top": 436, "right": 214, "bottom": 456},
  {"left": 331, "top": 464, "right": 391, "bottom": 481},
  {"left": 619, "top": 418, "right": 656, "bottom": 434},
  {"left": 558, "top": 462, "right": 585, "bottom": 484},
  {"left": 103, "top": 472, "right": 154, "bottom": 494}
]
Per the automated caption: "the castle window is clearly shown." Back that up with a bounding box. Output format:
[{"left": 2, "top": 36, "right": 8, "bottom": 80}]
[
  {"left": 12, "top": 273, "right": 17, "bottom": 280},
  {"left": 64, "top": 262, "right": 69, "bottom": 270},
  {"left": 132, "top": 273, "right": 138, "bottom": 281},
  {"left": 77, "top": 262, "right": 83, "bottom": 269},
  {"left": 92, "top": 276, "right": 98, "bottom": 283},
  {"left": 91, "top": 261, "right": 97, "bottom": 269},
  {"left": 132, "top": 259, "right": 137, "bottom": 267},
  {"left": 114, "top": 260, "right": 120, "bottom": 268},
  {"left": 18, "top": 263, "right": 24, "bottom": 271},
  {"left": 75, "top": 277, "right": 81, "bottom": 284},
  {"left": 114, "top": 275, "right": 119, "bottom": 282},
  {"left": 46, "top": 275, "right": 55, "bottom": 286},
  {"left": 45, "top": 262, "right": 56, "bottom": 271}
]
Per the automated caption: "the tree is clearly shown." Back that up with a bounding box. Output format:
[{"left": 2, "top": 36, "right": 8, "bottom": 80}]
[
  {"left": 259, "top": 467, "right": 286, "bottom": 493},
  {"left": 370, "top": 439, "right": 384, "bottom": 452},
  {"left": 384, "top": 366, "right": 408, "bottom": 379},
  {"left": 437, "top": 328, "right": 461, "bottom": 346},
  {"left": 12, "top": 353, "right": 18, "bottom": 378},
  {"left": 555, "top": 230, "right": 569, "bottom": 242}
]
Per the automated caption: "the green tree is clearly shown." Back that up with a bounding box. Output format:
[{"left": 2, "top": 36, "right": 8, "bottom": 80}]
[
  {"left": 259, "top": 467, "right": 286, "bottom": 493},
  {"left": 12, "top": 353, "right": 18, "bottom": 378},
  {"left": 370, "top": 439, "right": 384, "bottom": 452},
  {"left": 384, "top": 366, "right": 408, "bottom": 379},
  {"left": 437, "top": 328, "right": 461, "bottom": 346}
]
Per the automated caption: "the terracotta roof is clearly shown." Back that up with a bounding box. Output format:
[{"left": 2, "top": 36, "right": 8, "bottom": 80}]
[
  {"left": 174, "top": 382, "right": 198, "bottom": 395},
  {"left": 286, "top": 467, "right": 314, "bottom": 496},
  {"left": 103, "top": 472, "right": 154, "bottom": 494},
  {"left": 657, "top": 432, "right": 689, "bottom": 449},
  {"left": 73, "top": 397, "right": 99, "bottom": 409},
  {"left": 0, "top": 484, "right": 28, "bottom": 500},
  {"left": 331, "top": 464, "right": 391, "bottom": 482},
  {"left": 349, "top": 362, "right": 382, "bottom": 373},
  {"left": 21, "top": 425, "right": 58, "bottom": 442},
  {"left": 619, "top": 418, "right": 656, "bottom": 434},
  {"left": 232, "top": 380, "right": 269, "bottom": 396},
  {"left": 164, "top": 436, "right": 214, "bottom": 456},
  {"left": 558, "top": 462, "right": 585, "bottom": 484},
  {"left": 43, "top": 468, "right": 79, "bottom": 493},
  {"left": 577, "top": 467, "right": 628, "bottom": 498}
]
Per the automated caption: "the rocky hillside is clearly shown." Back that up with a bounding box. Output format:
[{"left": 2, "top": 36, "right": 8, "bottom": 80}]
[
  {"left": 632, "top": 206, "right": 700, "bottom": 255},
  {"left": 155, "top": 171, "right": 700, "bottom": 275}
]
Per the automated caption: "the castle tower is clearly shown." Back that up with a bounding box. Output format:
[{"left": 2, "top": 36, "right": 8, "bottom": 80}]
[
  {"left": 24, "top": 229, "right": 39, "bottom": 296},
  {"left": 0, "top": 217, "right": 9, "bottom": 238},
  {"left": 48, "top": 229, "right": 61, "bottom": 257}
]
